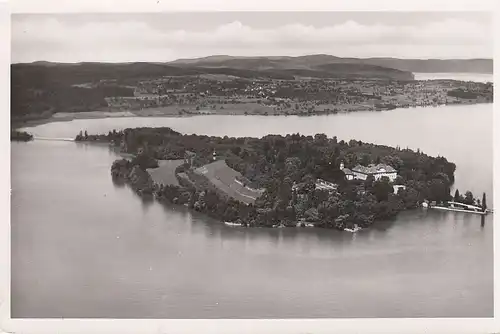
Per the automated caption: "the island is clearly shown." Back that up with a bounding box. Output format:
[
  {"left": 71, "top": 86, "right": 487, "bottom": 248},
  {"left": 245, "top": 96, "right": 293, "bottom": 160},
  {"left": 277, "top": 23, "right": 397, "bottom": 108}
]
[
  {"left": 12, "top": 56, "right": 493, "bottom": 126},
  {"left": 75, "top": 127, "right": 490, "bottom": 231}
]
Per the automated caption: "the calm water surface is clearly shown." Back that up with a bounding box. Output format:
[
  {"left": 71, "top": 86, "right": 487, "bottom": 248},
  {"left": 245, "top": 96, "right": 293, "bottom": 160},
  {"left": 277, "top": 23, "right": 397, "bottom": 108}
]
[
  {"left": 413, "top": 72, "right": 493, "bottom": 83},
  {"left": 12, "top": 103, "right": 493, "bottom": 318}
]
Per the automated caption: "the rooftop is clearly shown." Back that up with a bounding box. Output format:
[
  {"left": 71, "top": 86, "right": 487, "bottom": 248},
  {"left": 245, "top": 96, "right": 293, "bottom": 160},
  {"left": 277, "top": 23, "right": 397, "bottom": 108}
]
[
  {"left": 352, "top": 164, "right": 396, "bottom": 174},
  {"left": 341, "top": 167, "right": 353, "bottom": 175}
]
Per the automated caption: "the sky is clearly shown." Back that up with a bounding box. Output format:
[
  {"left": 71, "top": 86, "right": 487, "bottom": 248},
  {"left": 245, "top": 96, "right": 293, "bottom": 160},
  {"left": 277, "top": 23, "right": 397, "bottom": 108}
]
[{"left": 11, "top": 12, "right": 493, "bottom": 63}]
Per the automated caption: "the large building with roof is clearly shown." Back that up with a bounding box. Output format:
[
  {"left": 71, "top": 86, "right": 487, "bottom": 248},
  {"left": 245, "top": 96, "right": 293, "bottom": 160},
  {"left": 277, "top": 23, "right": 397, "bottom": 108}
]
[{"left": 350, "top": 163, "right": 398, "bottom": 182}]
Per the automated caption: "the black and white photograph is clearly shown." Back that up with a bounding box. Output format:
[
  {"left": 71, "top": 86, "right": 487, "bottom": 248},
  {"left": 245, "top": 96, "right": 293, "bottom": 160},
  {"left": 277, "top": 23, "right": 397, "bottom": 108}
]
[{"left": 4, "top": 2, "right": 497, "bottom": 332}]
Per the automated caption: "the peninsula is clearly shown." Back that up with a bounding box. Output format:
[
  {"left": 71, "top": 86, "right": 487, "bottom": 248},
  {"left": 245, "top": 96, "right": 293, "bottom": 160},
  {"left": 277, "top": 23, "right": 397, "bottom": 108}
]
[{"left": 75, "top": 127, "right": 486, "bottom": 230}]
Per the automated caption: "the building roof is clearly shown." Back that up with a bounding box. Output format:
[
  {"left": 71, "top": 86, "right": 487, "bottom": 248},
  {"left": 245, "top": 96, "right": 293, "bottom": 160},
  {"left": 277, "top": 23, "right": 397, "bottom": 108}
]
[
  {"left": 341, "top": 167, "right": 354, "bottom": 175},
  {"left": 352, "top": 164, "right": 396, "bottom": 174},
  {"left": 315, "top": 179, "right": 338, "bottom": 191}
]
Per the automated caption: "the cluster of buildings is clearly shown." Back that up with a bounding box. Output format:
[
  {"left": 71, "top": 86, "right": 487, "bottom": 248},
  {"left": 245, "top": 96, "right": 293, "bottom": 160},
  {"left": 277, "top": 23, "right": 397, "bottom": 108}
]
[
  {"left": 341, "top": 162, "right": 405, "bottom": 195},
  {"left": 104, "top": 75, "right": 492, "bottom": 113}
]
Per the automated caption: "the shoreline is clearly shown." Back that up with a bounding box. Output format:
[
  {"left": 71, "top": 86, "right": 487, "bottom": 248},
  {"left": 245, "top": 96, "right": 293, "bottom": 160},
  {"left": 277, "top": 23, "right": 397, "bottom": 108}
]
[
  {"left": 90, "top": 126, "right": 459, "bottom": 231},
  {"left": 13, "top": 101, "right": 493, "bottom": 130},
  {"left": 430, "top": 206, "right": 489, "bottom": 215}
]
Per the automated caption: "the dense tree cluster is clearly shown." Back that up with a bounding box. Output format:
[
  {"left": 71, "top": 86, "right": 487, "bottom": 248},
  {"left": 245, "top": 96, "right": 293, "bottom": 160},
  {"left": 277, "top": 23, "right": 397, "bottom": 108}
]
[
  {"left": 12, "top": 83, "right": 135, "bottom": 120},
  {"left": 453, "top": 189, "right": 487, "bottom": 209},
  {"left": 446, "top": 88, "right": 485, "bottom": 100},
  {"left": 11, "top": 130, "right": 33, "bottom": 142},
  {"left": 84, "top": 127, "right": 458, "bottom": 229}
]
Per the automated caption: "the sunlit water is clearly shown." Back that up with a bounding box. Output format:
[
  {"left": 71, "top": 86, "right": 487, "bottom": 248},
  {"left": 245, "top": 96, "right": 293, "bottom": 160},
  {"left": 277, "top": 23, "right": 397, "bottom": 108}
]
[
  {"left": 12, "top": 102, "right": 493, "bottom": 318},
  {"left": 413, "top": 72, "right": 493, "bottom": 83}
]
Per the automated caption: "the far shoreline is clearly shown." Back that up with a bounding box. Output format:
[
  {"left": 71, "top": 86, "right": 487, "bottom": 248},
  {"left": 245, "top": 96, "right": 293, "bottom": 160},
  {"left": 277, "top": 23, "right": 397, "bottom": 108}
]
[{"left": 13, "top": 100, "right": 494, "bottom": 130}]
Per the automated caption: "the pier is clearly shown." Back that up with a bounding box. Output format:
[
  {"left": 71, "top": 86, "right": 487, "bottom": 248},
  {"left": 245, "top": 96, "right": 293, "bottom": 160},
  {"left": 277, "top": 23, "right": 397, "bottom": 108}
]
[
  {"left": 429, "top": 201, "right": 493, "bottom": 216},
  {"left": 33, "top": 136, "right": 75, "bottom": 142}
]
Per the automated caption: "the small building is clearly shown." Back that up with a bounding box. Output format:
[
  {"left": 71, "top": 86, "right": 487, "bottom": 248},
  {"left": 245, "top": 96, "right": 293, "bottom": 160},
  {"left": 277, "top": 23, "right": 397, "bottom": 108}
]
[
  {"left": 351, "top": 163, "right": 398, "bottom": 182},
  {"left": 340, "top": 162, "right": 355, "bottom": 181},
  {"left": 184, "top": 150, "right": 196, "bottom": 166},
  {"left": 315, "top": 179, "right": 338, "bottom": 193},
  {"left": 393, "top": 185, "right": 406, "bottom": 194}
]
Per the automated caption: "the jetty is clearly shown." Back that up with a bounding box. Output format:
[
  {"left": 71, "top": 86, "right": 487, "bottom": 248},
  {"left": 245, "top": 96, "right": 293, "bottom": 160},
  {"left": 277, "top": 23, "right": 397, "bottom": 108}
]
[
  {"left": 33, "top": 136, "right": 75, "bottom": 142},
  {"left": 430, "top": 201, "right": 491, "bottom": 215}
]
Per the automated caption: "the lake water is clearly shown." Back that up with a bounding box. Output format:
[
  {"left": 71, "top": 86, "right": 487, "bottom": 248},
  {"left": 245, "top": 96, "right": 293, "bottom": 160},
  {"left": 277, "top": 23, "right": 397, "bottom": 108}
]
[
  {"left": 11, "top": 103, "right": 493, "bottom": 318},
  {"left": 413, "top": 72, "right": 493, "bottom": 83}
]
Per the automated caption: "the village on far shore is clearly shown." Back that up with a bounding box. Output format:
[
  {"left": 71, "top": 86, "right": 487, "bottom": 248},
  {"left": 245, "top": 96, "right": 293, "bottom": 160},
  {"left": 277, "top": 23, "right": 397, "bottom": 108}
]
[
  {"left": 12, "top": 57, "right": 493, "bottom": 126},
  {"left": 71, "top": 76, "right": 493, "bottom": 119}
]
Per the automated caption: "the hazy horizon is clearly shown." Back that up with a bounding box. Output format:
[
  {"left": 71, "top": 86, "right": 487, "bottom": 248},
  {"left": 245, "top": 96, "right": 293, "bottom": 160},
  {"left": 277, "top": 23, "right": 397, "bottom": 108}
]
[
  {"left": 12, "top": 12, "right": 493, "bottom": 63},
  {"left": 12, "top": 54, "right": 495, "bottom": 65}
]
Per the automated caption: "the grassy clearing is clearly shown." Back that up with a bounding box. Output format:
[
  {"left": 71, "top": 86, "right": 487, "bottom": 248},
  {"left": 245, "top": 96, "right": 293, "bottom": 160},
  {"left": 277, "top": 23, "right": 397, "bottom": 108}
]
[
  {"left": 193, "top": 160, "right": 264, "bottom": 205},
  {"left": 147, "top": 160, "right": 185, "bottom": 186}
]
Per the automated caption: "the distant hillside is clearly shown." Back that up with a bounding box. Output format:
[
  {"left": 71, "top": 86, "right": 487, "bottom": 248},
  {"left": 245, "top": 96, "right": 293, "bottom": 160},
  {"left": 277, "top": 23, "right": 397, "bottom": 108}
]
[
  {"left": 170, "top": 54, "right": 493, "bottom": 74},
  {"left": 12, "top": 59, "right": 415, "bottom": 82},
  {"left": 171, "top": 56, "right": 415, "bottom": 80}
]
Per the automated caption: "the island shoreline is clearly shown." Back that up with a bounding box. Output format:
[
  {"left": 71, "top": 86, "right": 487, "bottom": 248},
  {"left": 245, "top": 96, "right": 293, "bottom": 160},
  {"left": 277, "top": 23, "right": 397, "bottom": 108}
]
[{"left": 74, "top": 127, "right": 479, "bottom": 232}]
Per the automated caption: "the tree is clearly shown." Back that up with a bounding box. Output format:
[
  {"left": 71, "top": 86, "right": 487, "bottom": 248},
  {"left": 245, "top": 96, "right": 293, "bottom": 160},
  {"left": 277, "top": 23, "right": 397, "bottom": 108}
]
[
  {"left": 231, "top": 146, "right": 241, "bottom": 156},
  {"left": 399, "top": 187, "right": 420, "bottom": 209},
  {"left": 360, "top": 153, "right": 371, "bottom": 166},
  {"left": 454, "top": 189, "right": 461, "bottom": 202},
  {"left": 482, "top": 192, "right": 487, "bottom": 211},
  {"left": 464, "top": 191, "right": 475, "bottom": 205},
  {"left": 372, "top": 177, "right": 392, "bottom": 202},
  {"left": 393, "top": 175, "right": 404, "bottom": 185},
  {"left": 364, "top": 174, "right": 375, "bottom": 191}
]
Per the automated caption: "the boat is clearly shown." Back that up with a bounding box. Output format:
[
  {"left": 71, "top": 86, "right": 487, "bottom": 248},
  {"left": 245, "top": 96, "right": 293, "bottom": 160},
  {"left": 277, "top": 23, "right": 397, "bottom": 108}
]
[
  {"left": 224, "top": 221, "right": 243, "bottom": 227},
  {"left": 344, "top": 224, "right": 362, "bottom": 233}
]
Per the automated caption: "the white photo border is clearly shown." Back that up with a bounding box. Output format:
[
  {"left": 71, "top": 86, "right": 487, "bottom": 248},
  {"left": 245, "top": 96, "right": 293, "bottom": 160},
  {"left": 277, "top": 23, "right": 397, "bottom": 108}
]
[{"left": 1, "top": 0, "right": 498, "bottom": 333}]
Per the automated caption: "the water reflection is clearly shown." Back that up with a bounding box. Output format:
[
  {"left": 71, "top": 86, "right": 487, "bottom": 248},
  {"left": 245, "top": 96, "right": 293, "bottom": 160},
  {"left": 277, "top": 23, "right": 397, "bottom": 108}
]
[
  {"left": 111, "top": 177, "right": 126, "bottom": 188},
  {"left": 140, "top": 196, "right": 155, "bottom": 213}
]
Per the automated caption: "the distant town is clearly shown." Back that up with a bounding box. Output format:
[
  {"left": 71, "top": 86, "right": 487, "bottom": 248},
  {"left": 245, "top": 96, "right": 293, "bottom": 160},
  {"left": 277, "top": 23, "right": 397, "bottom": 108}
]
[
  {"left": 104, "top": 76, "right": 493, "bottom": 117},
  {"left": 11, "top": 56, "right": 493, "bottom": 125}
]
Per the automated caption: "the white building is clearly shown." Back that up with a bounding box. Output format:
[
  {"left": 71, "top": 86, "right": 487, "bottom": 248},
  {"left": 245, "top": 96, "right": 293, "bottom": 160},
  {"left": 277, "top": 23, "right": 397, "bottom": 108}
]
[
  {"left": 340, "top": 162, "right": 355, "bottom": 181},
  {"left": 351, "top": 163, "right": 398, "bottom": 182},
  {"left": 393, "top": 185, "right": 406, "bottom": 194},
  {"left": 315, "top": 179, "right": 338, "bottom": 193}
]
